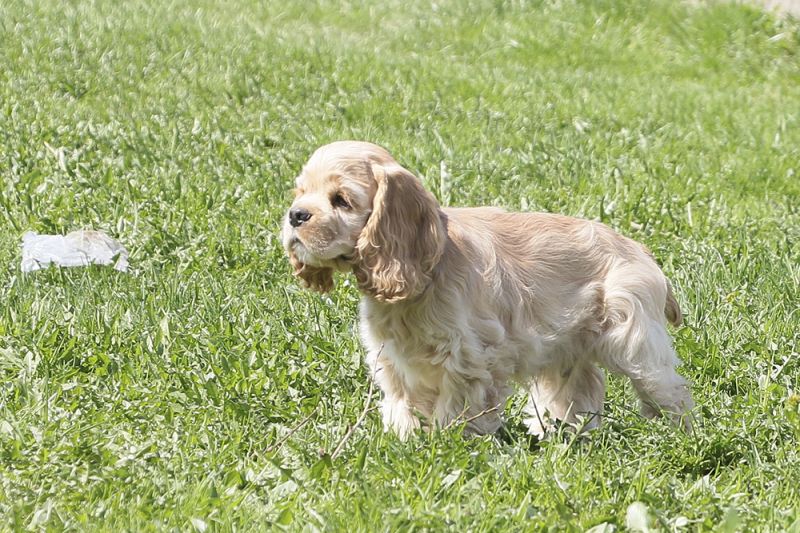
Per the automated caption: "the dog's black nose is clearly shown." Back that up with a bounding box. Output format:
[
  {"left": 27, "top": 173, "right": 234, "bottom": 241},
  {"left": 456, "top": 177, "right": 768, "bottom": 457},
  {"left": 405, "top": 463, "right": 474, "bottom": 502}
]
[{"left": 289, "top": 208, "right": 312, "bottom": 227}]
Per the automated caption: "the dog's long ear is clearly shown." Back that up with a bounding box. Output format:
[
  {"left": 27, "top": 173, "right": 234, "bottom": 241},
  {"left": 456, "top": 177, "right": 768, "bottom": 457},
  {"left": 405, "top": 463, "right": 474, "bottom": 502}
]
[
  {"left": 354, "top": 163, "right": 445, "bottom": 302},
  {"left": 288, "top": 251, "right": 334, "bottom": 293}
]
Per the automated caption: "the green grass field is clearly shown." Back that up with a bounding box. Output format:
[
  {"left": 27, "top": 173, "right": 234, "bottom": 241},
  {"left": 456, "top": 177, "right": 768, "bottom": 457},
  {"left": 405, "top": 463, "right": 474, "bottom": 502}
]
[{"left": 1, "top": 0, "right": 799, "bottom": 530}]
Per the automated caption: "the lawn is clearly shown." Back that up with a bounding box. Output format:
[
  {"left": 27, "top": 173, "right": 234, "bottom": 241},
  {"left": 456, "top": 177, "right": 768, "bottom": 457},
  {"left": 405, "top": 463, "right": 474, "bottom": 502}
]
[{"left": 1, "top": 0, "right": 799, "bottom": 530}]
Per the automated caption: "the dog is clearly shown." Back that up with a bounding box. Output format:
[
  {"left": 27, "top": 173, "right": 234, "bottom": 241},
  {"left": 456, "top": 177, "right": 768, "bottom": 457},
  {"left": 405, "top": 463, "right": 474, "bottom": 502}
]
[{"left": 282, "top": 141, "right": 694, "bottom": 439}]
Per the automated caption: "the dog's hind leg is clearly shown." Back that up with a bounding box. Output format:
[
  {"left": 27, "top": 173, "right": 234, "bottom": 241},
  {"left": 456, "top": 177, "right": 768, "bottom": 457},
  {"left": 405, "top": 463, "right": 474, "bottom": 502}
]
[
  {"left": 596, "top": 270, "right": 695, "bottom": 430},
  {"left": 610, "top": 319, "right": 694, "bottom": 430}
]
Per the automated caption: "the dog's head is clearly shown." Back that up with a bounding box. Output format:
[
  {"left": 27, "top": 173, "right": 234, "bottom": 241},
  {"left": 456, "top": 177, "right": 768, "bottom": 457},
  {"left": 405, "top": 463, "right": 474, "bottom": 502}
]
[{"left": 281, "top": 141, "right": 446, "bottom": 302}]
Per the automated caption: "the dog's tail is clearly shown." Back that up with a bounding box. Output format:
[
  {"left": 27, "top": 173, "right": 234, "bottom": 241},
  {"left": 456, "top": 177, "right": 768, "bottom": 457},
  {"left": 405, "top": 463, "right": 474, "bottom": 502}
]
[
  {"left": 640, "top": 245, "right": 682, "bottom": 327},
  {"left": 664, "top": 279, "right": 682, "bottom": 327}
]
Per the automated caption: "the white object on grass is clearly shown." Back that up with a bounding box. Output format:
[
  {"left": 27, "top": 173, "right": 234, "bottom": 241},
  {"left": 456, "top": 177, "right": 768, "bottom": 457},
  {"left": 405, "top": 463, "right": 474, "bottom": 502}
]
[{"left": 21, "top": 230, "right": 129, "bottom": 273}]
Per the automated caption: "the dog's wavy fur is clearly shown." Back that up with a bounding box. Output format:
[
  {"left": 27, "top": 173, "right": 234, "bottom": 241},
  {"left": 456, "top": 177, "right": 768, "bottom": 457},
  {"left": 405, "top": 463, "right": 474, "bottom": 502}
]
[{"left": 283, "top": 141, "right": 694, "bottom": 438}]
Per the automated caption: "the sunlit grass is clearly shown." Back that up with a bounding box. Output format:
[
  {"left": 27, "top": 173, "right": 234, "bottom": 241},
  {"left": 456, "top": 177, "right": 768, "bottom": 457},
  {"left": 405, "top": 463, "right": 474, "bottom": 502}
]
[{"left": 1, "top": 0, "right": 799, "bottom": 529}]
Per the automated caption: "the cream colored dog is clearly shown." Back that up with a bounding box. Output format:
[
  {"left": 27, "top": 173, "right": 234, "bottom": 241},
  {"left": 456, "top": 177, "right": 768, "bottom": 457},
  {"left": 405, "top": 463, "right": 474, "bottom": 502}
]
[{"left": 282, "top": 141, "right": 694, "bottom": 439}]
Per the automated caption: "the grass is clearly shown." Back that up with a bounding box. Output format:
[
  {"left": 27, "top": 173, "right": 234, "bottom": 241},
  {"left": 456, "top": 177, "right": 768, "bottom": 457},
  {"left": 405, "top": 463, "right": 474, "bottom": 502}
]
[{"left": 1, "top": 0, "right": 799, "bottom": 530}]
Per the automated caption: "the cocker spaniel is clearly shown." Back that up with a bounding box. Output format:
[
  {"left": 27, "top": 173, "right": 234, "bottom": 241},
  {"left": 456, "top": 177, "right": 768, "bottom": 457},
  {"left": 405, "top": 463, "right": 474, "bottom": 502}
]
[{"left": 282, "top": 141, "right": 694, "bottom": 439}]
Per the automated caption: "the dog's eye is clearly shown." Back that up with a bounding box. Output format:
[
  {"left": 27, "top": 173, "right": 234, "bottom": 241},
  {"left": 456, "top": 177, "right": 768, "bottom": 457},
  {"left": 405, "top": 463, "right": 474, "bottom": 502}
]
[{"left": 332, "top": 193, "right": 351, "bottom": 209}]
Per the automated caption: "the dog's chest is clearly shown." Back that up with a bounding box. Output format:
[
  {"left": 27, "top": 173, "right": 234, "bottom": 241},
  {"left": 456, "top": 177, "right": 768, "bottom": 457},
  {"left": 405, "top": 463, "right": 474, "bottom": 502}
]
[
  {"left": 360, "top": 300, "right": 448, "bottom": 387},
  {"left": 365, "top": 304, "right": 441, "bottom": 355}
]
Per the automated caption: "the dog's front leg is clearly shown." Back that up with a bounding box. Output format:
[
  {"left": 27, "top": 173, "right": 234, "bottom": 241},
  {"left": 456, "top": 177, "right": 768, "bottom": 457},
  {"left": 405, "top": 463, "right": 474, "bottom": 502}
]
[
  {"left": 433, "top": 367, "right": 505, "bottom": 436},
  {"left": 366, "top": 347, "right": 420, "bottom": 440}
]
